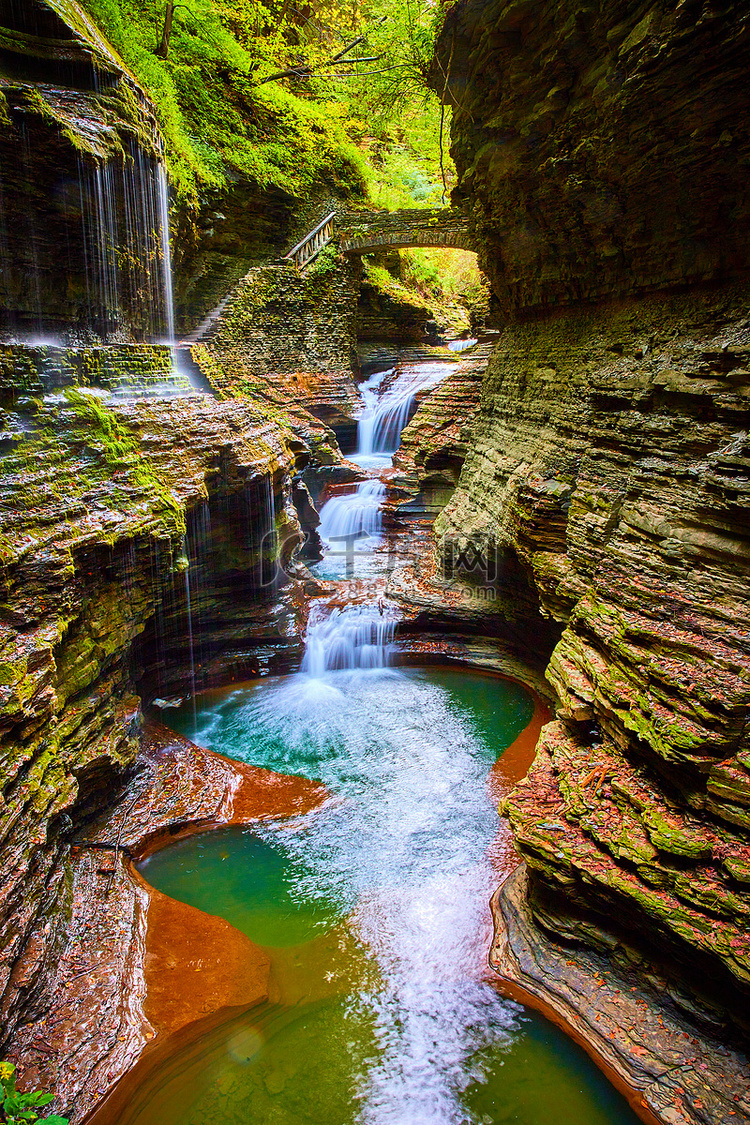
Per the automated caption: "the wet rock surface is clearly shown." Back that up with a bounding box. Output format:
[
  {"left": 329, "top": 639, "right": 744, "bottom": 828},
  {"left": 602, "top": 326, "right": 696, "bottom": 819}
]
[
  {"left": 10, "top": 718, "right": 324, "bottom": 1123},
  {"left": 494, "top": 867, "right": 750, "bottom": 1125},
  {"left": 436, "top": 0, "right": 750, "bottom": 315},
  {"left": 430, "top": 288, "right": 750, "bottom": 1030},
  {"left": 393, "top": 340, "right": 490, "bottom": 496},
  {"left": 0, "top": 379, "right": 333, "bottom": 1100}
]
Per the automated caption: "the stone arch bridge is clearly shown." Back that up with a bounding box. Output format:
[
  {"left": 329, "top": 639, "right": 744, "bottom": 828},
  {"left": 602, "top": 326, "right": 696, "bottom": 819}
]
[
  {"left": 283, "top": 208, "right": 477, "bottom": 270},
  {"left": 338, "top": 208, "right": 476, "bottom": 256}
]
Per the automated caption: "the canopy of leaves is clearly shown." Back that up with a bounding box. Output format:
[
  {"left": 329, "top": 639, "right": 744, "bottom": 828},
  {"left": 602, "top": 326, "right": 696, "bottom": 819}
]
[
  {"left": 79, "top": 0, "right": 369, "bottom": 200},
  {"left": 79, "top": 0, "right": 455, "bottom": 209}
]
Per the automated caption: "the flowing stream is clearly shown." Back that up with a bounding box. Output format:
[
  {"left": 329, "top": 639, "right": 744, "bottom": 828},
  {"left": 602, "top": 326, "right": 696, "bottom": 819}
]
[
  {"left": 315, "top": 357, "right": 456, "bottom": 577},
  {"left": 129, "top": 664, "right": 639, "bottom": 1125},
  {"left": 350, "top": 361, "right": 455, "bottom": 470},
  {"left": 121, "top": 355, "right": 640, "bottom": 1125}
]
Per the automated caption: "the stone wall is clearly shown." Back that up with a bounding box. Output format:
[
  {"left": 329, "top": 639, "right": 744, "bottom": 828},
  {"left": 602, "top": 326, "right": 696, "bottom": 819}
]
[
  {"left": 437, "top": 0, "right": 750, "bottom": 315},
  {"left": 194, "top": 253, "right": 362, "bottom": 443}
]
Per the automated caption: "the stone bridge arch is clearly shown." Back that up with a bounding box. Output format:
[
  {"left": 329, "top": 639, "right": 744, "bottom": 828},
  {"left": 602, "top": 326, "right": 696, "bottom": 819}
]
[{"left": 338, "top": 208, "right": 476, "bottom": 255}]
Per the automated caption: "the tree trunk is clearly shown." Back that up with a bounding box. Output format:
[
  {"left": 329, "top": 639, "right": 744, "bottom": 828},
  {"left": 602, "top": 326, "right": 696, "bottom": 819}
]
[{"left": 155, "top": 2, "right": 175, "bottom": 58}]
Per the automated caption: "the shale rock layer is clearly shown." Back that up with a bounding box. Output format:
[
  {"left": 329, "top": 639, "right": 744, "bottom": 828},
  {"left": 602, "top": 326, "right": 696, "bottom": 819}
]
[
  {"left": 434, "top": 285, "right": 750, "bottom": 1025},
  {"left": 438, "top": 0, "right": 750, "bottom": 314}
]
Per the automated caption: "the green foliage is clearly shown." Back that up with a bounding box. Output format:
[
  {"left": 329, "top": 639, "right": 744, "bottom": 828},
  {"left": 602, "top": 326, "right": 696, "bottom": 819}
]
[
  {"left": 320, "top": 0, "right": 457, "bottom": 208},
  {"left": 77, "top": 0, "right": 478, "bottom": 315},
  {"left": 63, "top": 388, "right": 138, "bottom": 467},
  {"left": 400, "top": 247, "right": 488, "bottom": 308},
  {"left": 77, "top": 0, "right": 454, "bottom": 211},
  {"left": 79, "top": 0, "right": 368, "bottom": 200},
  {"left": 0, "top": 1062, "right": 68, "bottom": 1125}
]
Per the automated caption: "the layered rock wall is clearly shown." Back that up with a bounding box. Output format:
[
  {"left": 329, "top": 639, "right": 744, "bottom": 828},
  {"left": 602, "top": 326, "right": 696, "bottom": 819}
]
[
  {"left": 435, "top": 289, "right": 750, "bottom": 1017},
  {"left": 438, "top": 0, "right": 750, "bottom": 314},
  {"left": 193, "top": 253, "right": 362, "bottom": 447},
  {"left": 432, "top": 0, "right": 750, "bottom": 1030},
  {"left": 0, "top": 378, "right": 318, "bottom": 1069},
  {"left": 0, "top": 0, "right": 170, "bottom": 338}
]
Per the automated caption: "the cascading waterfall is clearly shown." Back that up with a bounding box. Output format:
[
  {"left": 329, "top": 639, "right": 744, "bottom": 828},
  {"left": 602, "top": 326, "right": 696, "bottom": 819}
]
[
  {"left": 352, "top": 361, "right": 456, "bottom": 467},
  {"left": 78, "top": 148, "right": 176, "bottom": 344},
  {"left": 317, "top": 479, "right": 386, "bottom": 547},
  {"left": 447, "top": 337, "right": 478, "bottom": 352},
  {"left": 301, "top": 603, "right": 398, "bottom": 676}
]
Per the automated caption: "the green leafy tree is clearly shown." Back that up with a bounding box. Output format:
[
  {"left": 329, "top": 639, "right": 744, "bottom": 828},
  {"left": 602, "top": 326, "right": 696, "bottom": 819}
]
[{"left": 0, "top": 1063, "right": 68, "bottom": 1125}]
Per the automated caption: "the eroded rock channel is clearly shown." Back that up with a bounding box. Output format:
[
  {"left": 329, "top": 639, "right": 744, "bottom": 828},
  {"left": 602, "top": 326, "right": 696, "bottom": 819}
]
[{"left": 0, "top": 1, "right": 749, "bottom": 1123}]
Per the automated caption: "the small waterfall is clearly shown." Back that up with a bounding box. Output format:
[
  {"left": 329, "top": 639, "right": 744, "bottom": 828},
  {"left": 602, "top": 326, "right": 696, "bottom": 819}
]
[
  {"left": 318, "top": 479, "right": 386, "bottom": 546},
  {"left": 245, "top": 474, "right": 279, "bottom": 591},
  {"left": 447, "top": 337, "right": 477, "bottom": 352},
  {"left": 78, "top": 148, "right": 176, "bottom": 343},
  {"left": 185, "top": 500, "right": 213, "bottom": 681},
  {"left": 301, "top": 603, "right": 397, "bottom": 677},
  {"left": 353, "top": 362, "right": 456, "bottom": 466}
]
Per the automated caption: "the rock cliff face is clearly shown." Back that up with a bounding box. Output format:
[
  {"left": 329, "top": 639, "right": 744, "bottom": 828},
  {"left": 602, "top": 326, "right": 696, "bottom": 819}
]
[
  {"left": 0, "top": 0, "right": 170, "bottom": 338},
  {"left": 438, "top": 0, "right": 750, "bottom": 314},
  {"left": 434, "top": 0, "right": 750, "bottom": 1034},
  {"left": 0, "top": 353, "right": 332, "bottom": 1078}
]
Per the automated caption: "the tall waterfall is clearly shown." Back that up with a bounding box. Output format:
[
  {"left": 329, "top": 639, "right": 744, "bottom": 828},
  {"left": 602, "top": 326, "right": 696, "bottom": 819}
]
[{"left": 301, "top": 603, "right": 397, "bottom": 676}]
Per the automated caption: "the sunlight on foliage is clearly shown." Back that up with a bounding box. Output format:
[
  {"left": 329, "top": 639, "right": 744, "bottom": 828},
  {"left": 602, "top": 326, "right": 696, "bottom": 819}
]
[
  {"left": 400, "top": 247, "right": 488, "bottom": 308},
  {"left": 80, "top": 0, "right": 369, "bottom": 199},
  {"left": 79, "top": 0, "right": 454, "bottom": 210}
]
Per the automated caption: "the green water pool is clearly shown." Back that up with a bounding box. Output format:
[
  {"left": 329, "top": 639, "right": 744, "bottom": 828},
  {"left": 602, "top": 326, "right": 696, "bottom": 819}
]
[{"left": 128, "top": 667, "right": 640, "bottom": 1125}]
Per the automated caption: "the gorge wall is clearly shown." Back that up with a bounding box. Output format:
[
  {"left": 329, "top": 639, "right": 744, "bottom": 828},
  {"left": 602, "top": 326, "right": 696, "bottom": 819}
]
[
  {"left": 0, "top": 358, "right": 327, "bottom": 1070},
  {"left": 434, "top": 0, "right": 750, "bottom": 1041}
]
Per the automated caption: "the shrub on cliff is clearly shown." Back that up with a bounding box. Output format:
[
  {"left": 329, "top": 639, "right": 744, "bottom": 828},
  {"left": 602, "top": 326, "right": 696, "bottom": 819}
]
[
  {"left": 79, "top": 0, "right": 368, "bottom": 202},
  {"left": 0, "top": 1063, "right": 68, "bottom": 1125}
]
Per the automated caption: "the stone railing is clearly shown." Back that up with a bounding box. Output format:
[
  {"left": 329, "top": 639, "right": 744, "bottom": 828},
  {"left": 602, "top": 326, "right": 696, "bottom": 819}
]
[
  {"left": 338, "top": 208, "right": 475, "bottom": 254},
  {"left": 283, "top": 210, "right": 336, "bottom": 270}
]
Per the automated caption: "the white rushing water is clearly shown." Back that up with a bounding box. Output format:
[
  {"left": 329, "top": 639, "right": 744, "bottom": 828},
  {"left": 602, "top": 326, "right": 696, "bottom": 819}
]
[
  {"left": 238, "top": 605, "right": 513, "bottom": 1122},
  {"left": 81, "top": 151, "right": 176, "bottom": 344},
  {"left": 300, "top": 602, "right": 397, "bottom": 676},
  {"left": 156, "top": 162, "right": 176, "bottom": 347},
  {"left": 350, "top": 362, "right": 455, "bottom": 469},
  {"left": 317, "top": 479, "right": 386, "bottom": 548},
  {"left": 218, "top": 658, "right": 521, "bottom": 1125},
  {"left": 448, "top": 337, "right": 478, "bottom": 353}
]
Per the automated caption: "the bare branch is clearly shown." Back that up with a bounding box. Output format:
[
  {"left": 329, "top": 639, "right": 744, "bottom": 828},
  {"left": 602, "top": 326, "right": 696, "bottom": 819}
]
[{"left": 253, "top": 15, "right": 388, "bottom": 87}]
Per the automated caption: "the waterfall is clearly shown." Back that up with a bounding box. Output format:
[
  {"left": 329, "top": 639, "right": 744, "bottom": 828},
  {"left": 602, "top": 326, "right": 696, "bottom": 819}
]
[
  {"left": 180, "top": 536, "right": 198, "bottom": 735},
  {"left": 156, "top": 163, "right": 176, "bottom": 346},
  {"left": 447, "top": 337, "right": 477, "bottom": 352},
  {"left": 78, "top": 148, "right": 176, "bottom": 343},
  {"left": 301, "top": 603, "right": 397, "bottom": 677},
  {"left": 352, "top": 362, "right": 456, "bottom": 467},
  {"left": 318, "top": 479, "right": 386, "bottom": 546}
]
